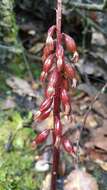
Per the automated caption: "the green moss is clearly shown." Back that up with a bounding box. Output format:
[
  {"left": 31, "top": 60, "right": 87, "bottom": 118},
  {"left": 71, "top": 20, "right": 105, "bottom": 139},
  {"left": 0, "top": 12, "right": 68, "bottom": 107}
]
[
  {"left": 0, "top": 147, "right": 43, "bottom": 190},
  {"left": 0, "top": 109, "right": 43, "bottom": 190},
  {"left": 32, "top": 63, "right": 41, "bottom": 79},
  {"left": 0, "top": 0, "right": 18, "bottom": 44},
  {"left": 8, "top": 53, "right": 27, "bottom": 77}
]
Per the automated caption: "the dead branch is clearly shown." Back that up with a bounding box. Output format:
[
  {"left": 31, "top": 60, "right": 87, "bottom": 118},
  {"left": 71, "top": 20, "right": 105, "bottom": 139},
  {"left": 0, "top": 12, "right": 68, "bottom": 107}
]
[
  {"left": 83, "top": 83, "right": 107, "bottom": 127},
  {"left": 74, "top": 9, "right": 107, "bottom": 38},
  {"left": 65, "top": 0, "right": 107, "bottom": 12},
  {"left": 75, "top": 82, "right": 107, "bottom": 167}
]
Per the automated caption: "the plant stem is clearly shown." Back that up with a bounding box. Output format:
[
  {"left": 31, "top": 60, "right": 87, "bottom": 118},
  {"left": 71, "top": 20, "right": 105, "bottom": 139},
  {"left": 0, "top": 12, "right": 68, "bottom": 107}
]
[
  {"left": 51, "top": 80, "right": 61, "bottom": 190},
  {"left": 56, "top": 0, "right": 62, "bottom": 46},
  {"left": 50, "top": 0, "right": 62, "bottom": 190},
  {"left": 50, "top": 140, "right": 60, "bottom": 190}
]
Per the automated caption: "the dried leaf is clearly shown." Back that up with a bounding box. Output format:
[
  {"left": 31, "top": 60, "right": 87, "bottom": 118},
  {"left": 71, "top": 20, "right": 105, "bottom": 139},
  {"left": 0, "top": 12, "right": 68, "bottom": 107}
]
[
  {"left": 64, "top": 168, "right": 99, "bottom": 190},
  {"left": 92, "top": 32, "right": 106, "bottom": 46},
  {"left": 29, "top": 43, "right": 44, "bottom": 54},
  {"left": 86, "top": 148, "right": 107, "bottom": 163},
  {"left": 6, "top": 76, "right": 36, "bottom": 97},
  {"left": 42, "top": 173, "right": 51, "bottom": 190},
  {"left": 93, "top": 100, "right": 107, "bottom": 119},
  {"left": 95, "top": 160, "right": 107, "bottom": 171},
  {"left": 85, "top": 125, "right": 107, "bottom": 152},
  {"left": 85, "top": 114, "right": 98, "bottom": 129}
]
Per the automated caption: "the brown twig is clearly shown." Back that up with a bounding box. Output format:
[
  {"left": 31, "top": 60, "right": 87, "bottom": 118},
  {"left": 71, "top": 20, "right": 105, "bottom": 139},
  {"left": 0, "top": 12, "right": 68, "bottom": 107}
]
[
  {"left": 67, "top": 7, "right": 107, "bottom": 38},
  {"left": 75, "top": 82, "right": 107, "bottom": 164},
  {"left": 83, "top": 83, "right": 107, "bottom": 126}
]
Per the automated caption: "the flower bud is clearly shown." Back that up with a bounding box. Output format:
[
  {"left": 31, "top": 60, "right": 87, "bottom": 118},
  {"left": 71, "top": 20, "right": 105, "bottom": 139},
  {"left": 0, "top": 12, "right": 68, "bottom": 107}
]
[
  {"left": 39, "top": 97, "right": 53, "bottom": 112},
  {"left": 45, "top": 85, "right": 55, "bottom": 98},
  {"left": 48, "top": 69, "right": 59, "bottom": 88},
  {"left": 43, "top": 54, "right": 54, "bottom": 72},
  {"left": 72, "top": 78, "right": 77, "bottom": 88},
  {"left": 57, "top": 57, "right": 64, "bottom": 71},
  {"left": 64, "top": 64, "right": 76, "bottom": 79},
  {"left": 56, "top": 45, "right": 64, "bottom": 71},
  {"left": 34, "top": 111, "right": 41, "bottom": 121},
  {"left": 32, "top": 129, "right": 50, "bottom": 147},
  {"left": 40, "top": 71, "right": 47, "bottom": 82},
  {"left": 37, "top": 107, "right": 52, "bottom": 122},
  {"left": 46, "top": 36, "right": 54, "bottom": 53},
  {"left": 47, "top": 25, "right": 56, "bottom": 37},
  {"left": 62, "top": 137, "right": 75, "bottom": 154},
  {"left": 54, "top": 116, "right": 62, "bottom": 136},
  {"left": 42, "top": 46, "right": 53, "bottom": 62},
  {"left": 62, "top": 79, "right": 69, "bottom": 90},
  {"left": 63, "top": 33, "right": 77, "bottom": 53},
  {"left": 46, "top": 25, "right": 56, "bottom": 54},
  {"left": 46, "top": 35, "right": 53, "bottom": 45},
  {"left": 64, "top": 103, "right": 71, "bottom": 115},
  {"left": 61, "top": 88, "right": 71, "bottom": 115},
  {"left": 61, "top": 88, "right": 69, "bottom": 104}
]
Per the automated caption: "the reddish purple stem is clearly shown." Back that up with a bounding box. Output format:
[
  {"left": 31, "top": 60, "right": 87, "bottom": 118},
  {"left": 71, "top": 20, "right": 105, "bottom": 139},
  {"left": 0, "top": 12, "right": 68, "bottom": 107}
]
[{"left": 50, "top": 1, "right": 62, "bottom": 190}]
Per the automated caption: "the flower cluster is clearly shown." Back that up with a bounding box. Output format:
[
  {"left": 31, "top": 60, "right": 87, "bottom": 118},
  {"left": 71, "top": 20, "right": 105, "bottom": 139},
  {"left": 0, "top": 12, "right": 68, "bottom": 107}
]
[{"left": 32, "top": 24, "right": 79, "bottom": 155}]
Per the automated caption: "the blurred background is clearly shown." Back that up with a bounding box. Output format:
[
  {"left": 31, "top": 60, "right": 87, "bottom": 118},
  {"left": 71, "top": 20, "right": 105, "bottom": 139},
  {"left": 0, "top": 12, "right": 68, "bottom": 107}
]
[{"left": 0, "top": 0, "right": 107, "bottom": 190}]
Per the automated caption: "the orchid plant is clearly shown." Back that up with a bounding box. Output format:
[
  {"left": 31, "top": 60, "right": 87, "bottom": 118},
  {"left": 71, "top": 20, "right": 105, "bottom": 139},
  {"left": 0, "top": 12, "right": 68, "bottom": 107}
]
[{"left": 32, "top": 0, "right": 79, "bottom": 189}]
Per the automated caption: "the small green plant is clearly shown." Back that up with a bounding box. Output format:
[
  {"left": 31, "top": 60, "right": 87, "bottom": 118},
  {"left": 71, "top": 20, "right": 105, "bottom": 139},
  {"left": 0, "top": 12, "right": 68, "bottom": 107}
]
[{"left": 32, "top": 0, "right": 79, "bottom": 189}]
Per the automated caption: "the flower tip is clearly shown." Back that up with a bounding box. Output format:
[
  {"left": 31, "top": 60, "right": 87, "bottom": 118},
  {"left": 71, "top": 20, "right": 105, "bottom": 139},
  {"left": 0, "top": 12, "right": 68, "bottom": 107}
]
[
  {"left": 40, "top": 71, "right": 47, "bottom": 82},
  {"left": 31, "top": 141, "right": 37, "bottom": 149},
  {"left": 46, "top": 36, "right": 53, "bottom": 44},
  {"left": 34, "top": 111, "right": 41, "bottom": 121},
  {"left": 71, "top": 51, "right": 79, "bottom": 63},
  {"left": 72, "top": 78, "right": 77, "bottom": 88}
]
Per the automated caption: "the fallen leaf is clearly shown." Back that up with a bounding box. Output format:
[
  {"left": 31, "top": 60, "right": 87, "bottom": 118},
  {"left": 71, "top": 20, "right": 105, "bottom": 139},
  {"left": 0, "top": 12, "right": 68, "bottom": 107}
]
[
  {"left": 42, "top": 173, "right": 51, "bottom": 190},
  {"left": 6, "top": 76, "right": 36, "bottom": 97},
  {"left": 92, "top": 100, "right": 107, "bottom": 119},
  {"left": 85, "top": 114, "right": 98, "bottom": 129},
  {"left": 29, "top": 43, "right": 44, "bottom": 54},
  {"left": 85, "top": 125, "right": 107, "bottom": 152},
  {"left": 95, "top": 160, "right": 107, "bottom": 171},
  {"left": 64, "top": 168, "right": 99, "bottom": 190},
  {"left": 85, "top": 148, "right": 107, "bottom": 163},
  {"left": 92, "top": 32, "right": 106, "bottom": 46},
  {"left": 35, "top": 160, "right": 50, "bottom": 172}
]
